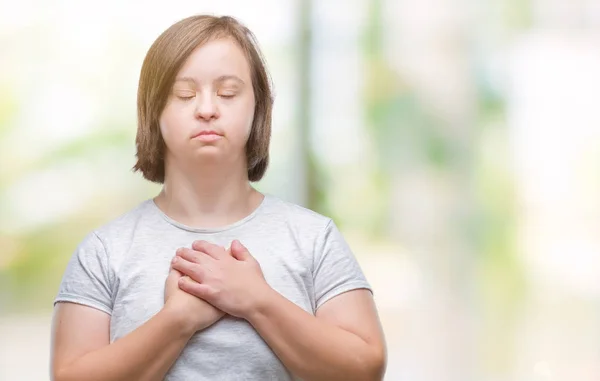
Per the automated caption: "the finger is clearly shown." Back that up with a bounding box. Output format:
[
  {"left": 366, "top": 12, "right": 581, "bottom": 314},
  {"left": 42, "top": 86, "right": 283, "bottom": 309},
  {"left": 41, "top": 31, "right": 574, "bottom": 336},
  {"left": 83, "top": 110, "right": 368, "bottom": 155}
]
[
  {"left": 165, "top": 268, "right": 182, "bottom": 287},
  {"left": 230, "top": 240, "right": 251, "bottom": 261},
  {"left": 167, "top": 268, "right": 183, "bottom": 280},
  {"left": 179, "top": 276, "right": 215, "bottom": 301},
  {"left": 176, "top": 247, "right": 210, "bottom": 265},
  {"left": 171, "top": 256, "right": 205, "bottom": 283},
  {"left": 192, "top": 240, "right": 226, "bottom": 260}
]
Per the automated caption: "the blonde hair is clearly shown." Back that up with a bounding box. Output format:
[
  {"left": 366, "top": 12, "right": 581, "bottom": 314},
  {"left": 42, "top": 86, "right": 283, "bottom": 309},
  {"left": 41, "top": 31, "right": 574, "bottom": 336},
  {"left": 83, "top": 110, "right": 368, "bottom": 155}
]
[{"left": 133, "top": 15, "right": 273, "bottom": 183}]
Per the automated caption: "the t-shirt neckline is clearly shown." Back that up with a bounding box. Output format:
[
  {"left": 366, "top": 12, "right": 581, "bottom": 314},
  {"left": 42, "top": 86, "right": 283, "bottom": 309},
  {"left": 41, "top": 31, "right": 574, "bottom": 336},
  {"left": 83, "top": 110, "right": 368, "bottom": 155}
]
[{"left": 149, "top": 193, "right": 271, "bottom": 234}]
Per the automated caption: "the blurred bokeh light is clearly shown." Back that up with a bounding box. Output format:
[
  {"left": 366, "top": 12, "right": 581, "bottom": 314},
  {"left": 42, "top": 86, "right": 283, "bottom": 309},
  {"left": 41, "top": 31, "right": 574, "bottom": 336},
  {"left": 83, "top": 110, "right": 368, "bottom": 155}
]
[{"left": 1, "top": 0, "right": 600, "bottom": 380}]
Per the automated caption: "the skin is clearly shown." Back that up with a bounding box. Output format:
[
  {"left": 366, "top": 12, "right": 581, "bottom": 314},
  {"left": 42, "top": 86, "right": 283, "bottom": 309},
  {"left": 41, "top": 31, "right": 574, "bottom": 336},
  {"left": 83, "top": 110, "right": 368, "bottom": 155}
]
[
  {"left": 154, "top": 36, "right": 262, "bottom": 229},
  {"left": 172, "top": 240, "right": 387, "bottom": 381},
  {"left": 51, "top": 37, "right": 255, "bottom": 381},
  {"left": 51, "top": 37, "right": 387, "bottom": 381}
]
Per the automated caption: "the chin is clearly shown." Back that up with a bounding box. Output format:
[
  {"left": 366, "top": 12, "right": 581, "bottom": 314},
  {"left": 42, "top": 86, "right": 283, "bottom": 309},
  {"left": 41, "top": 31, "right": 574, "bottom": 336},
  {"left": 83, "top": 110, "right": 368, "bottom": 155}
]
[{"left": 191, "top": 146, "right": 225, "bottom": 161}]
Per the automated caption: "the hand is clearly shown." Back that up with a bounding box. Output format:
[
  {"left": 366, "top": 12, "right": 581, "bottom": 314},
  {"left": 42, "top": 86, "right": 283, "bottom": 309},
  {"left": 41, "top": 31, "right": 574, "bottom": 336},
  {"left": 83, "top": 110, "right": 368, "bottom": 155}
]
[
  {"left": 163, "top": 268, "right": 226, "bottom": 335},
  {"left": 171, "top": 240, "right": 272, "bottom": 319}
]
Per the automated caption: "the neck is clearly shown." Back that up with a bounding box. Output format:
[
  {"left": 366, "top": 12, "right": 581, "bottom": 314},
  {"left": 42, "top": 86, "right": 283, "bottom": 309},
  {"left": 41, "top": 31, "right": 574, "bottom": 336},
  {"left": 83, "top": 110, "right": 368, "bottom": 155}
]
[{"left": 154, "top": 160, "right": 263, "bottom": 229}]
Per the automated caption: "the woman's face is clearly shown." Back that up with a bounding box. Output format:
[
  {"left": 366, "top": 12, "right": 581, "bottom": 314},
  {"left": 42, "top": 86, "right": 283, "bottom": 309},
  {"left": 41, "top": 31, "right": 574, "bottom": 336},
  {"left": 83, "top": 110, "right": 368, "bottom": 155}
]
[{"left": 159, "top": 37, "right": 256, "bottom": 172}]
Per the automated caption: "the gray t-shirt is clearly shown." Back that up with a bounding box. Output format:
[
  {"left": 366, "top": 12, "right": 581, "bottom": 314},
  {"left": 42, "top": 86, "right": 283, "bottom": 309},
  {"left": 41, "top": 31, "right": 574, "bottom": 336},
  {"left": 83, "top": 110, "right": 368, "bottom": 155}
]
[{"left": 54, "top": 193, "right": 372, "bottom": 380}]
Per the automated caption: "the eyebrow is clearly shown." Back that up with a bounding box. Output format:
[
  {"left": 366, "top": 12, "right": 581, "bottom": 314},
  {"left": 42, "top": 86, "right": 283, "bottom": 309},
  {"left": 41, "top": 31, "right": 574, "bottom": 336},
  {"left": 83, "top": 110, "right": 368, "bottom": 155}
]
[
  {"left": 174, "top": 77, "right": 196, "bottom": 85},
  {"left": 215, "top": 75, "right": 245, "bottom": 85},
  {"left": 174, "top": 75, "right": 246, "bottom": 85}
]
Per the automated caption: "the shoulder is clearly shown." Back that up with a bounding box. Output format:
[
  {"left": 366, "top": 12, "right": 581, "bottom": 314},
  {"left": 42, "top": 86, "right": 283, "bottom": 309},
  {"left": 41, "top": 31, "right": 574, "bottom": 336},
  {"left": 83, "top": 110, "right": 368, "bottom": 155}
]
[
  {"left": 86, "top": 199, "right": 156, "bottom": 254},
  {"left": 263, "top": 194, "right": 333, "bottom": 234}
]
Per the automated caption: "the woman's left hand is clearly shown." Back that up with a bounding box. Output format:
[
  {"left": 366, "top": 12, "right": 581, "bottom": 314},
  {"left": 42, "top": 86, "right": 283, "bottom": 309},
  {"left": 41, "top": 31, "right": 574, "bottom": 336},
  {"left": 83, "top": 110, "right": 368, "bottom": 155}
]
[{"left": 171, "top": 240, "right": 272, "bottom": 319}]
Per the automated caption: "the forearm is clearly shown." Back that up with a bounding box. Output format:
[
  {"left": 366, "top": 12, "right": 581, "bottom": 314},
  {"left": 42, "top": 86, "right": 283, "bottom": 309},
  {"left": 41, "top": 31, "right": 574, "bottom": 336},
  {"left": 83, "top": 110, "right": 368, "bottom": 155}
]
[
  {"left": 55, "top": 308, "right": 193, "bottom": 381},
  {"left": 246, "top": 289, "right": 384, "bottom": 381}
]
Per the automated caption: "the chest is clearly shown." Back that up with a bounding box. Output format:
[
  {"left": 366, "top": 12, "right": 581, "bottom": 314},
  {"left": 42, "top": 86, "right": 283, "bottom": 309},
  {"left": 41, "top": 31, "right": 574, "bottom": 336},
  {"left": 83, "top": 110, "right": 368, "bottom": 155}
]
[{"left": 108, "top": 234, "right": 316, "bottom": 341}]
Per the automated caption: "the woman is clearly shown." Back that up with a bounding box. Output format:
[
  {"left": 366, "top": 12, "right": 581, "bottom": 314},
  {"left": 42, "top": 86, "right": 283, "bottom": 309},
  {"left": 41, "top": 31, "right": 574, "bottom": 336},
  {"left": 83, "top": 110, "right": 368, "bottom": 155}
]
[{"left": 51, "top": 15, "right": 386, "bottom": 381}]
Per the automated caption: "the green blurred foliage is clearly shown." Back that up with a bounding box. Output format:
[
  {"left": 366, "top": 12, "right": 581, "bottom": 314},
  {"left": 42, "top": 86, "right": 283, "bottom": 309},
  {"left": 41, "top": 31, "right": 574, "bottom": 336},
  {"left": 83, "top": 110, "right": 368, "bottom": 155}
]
[{"left": 0, "top": 0, "right": 525, "bottom": 323}]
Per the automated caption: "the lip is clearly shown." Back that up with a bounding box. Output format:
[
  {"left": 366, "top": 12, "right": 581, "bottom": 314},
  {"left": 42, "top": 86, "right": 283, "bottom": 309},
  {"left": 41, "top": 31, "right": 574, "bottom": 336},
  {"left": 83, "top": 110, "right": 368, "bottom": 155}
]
[{"left": 191, "top": 130, "right": 223, "bottom": 142}]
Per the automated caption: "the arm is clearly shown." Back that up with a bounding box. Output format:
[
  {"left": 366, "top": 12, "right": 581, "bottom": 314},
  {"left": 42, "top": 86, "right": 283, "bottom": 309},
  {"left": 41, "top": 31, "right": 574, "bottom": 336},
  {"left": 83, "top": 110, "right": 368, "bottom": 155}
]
[
  {"left": 51, "top": 302, "right": 195, "bottom": 381},
  {"left": 172, "top": 240, "right": 387, "bottom": 381},
  {"left": 246, "top": 288, "right": 387, "bottom": 381},
  {"left": 52, "top": 268, "right": 225, "bottom": 381}
]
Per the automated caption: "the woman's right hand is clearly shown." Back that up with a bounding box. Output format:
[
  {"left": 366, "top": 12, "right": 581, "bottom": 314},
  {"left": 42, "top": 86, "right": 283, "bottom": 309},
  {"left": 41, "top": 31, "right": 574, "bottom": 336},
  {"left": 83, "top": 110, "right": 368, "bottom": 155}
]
[{"left": 164, "top": 268, "right": 226, "bottom": 335}]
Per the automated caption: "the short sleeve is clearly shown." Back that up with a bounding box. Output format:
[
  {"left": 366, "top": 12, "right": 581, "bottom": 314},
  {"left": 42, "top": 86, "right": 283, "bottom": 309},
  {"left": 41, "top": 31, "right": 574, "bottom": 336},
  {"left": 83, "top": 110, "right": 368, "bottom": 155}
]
[
  {"left": 312, "top": 220, "right": 373, "bottom": 310},
  {"left": 54, "top": 232, "right": 114, "bottom": 315}
]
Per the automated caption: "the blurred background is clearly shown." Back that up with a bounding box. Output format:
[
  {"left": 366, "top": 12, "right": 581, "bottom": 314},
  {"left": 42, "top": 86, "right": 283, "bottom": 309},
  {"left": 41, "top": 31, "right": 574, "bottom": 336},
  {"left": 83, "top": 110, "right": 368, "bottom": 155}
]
[{"left": 1, "top": 0, "right": 600, "bottom": 380}]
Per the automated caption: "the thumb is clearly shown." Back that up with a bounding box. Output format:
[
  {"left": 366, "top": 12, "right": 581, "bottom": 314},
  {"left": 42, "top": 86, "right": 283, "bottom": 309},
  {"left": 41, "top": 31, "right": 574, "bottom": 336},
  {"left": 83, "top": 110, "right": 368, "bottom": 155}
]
[
  {"left": 164, "top": 269, "right": 182, "bottom": 300},
  {"left": 230, "top": 240, "right": 251, "bottom": 261}
]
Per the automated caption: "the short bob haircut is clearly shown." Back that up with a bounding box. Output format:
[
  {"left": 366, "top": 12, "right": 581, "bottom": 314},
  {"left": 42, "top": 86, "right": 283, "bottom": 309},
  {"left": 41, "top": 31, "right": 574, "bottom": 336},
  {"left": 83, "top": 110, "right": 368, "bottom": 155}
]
[{"left": 133, "top": 15, "right": 273, "bottom": 183}]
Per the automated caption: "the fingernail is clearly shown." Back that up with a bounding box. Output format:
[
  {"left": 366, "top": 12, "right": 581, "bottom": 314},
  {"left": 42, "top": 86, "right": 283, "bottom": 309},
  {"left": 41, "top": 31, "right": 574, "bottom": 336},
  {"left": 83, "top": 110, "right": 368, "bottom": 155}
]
[{"left": 172, "top": 256, "right": 178, "bottom": 264}]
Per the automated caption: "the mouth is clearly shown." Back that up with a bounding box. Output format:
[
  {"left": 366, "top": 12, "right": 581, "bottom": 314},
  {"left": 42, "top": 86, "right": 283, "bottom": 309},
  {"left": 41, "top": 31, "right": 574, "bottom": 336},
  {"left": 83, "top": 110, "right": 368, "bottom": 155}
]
[{"left": 191, "top": 130, "right": 223, "bottom": 142}]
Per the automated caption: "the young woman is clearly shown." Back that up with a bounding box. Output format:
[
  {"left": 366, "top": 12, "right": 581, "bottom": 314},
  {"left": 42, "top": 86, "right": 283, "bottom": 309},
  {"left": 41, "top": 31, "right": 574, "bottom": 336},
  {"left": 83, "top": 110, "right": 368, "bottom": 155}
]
[{"left": 51, "top": 15, "right": 386, "bottom": 381}]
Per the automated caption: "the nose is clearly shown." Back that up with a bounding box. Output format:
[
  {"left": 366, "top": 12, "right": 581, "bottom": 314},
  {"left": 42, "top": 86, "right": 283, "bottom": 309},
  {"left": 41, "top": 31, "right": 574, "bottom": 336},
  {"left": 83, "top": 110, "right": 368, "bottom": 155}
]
[{"left": 194, "top": 91, "right": 219, "bottom": 121}]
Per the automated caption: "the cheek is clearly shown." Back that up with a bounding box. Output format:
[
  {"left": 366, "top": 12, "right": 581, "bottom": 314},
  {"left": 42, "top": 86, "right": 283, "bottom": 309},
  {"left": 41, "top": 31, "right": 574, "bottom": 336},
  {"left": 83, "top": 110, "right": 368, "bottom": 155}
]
[
  {"left": 159, "top": 107, "right": 186, "bottom": 145},
  {"left": 158, "top": 115, "right": 172, "bottom": 145},
  {"left": 222, "top": 99, "right": 255, "bottom": 144},
  {"left": 240, "top": 97, "right": 256, "bottom": 138},
  {"left": 244, "top": 107, "right": 255, "bottom": 138}
]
